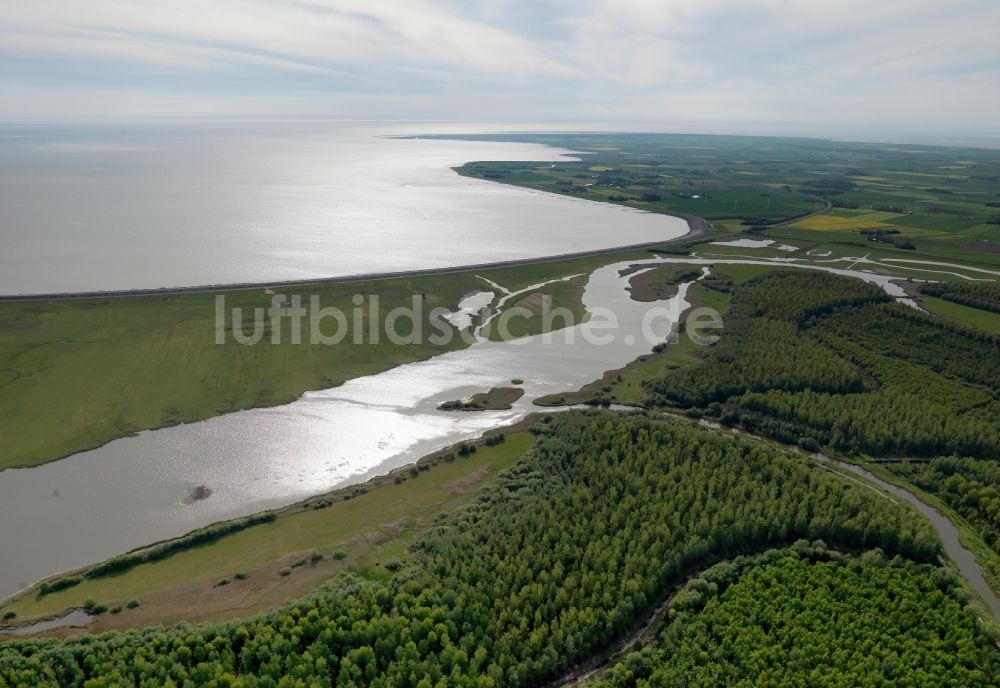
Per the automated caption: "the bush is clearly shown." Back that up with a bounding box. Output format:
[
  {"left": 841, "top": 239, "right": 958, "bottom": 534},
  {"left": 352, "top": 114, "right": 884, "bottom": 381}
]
[
  {"left": 110, "top": 606, "right": 122, "bottom": 615},
  {"left": 333, "top": 550, "right": 347, "bottom": 560},
  {"left": 215, "top": 578, "right": 230, "bottom": 587},
  {"left": 279, "top": 567, "right": 292, "bottom": 577},
  {"left": 2, "top": 611, "right": 15, "bottom": 621},
  {"left": 383, "top": 560, "right": 402, "bottom": 572},
  {"left": 484, "top": 433, "right": 505, "bottom": 446},
  {"left": 310, "top": 552, "right": 324, "bottom": 563},
  {"left": 90, "top": 604, "right": 108, "bottom": 615},
  {"left": 292, "top": 558, "right": 306, "bottom": 568},
  {"left": 126, "top": 599, "right": 140, "bottom": 609},
  {"left": 37, "top": 576, "right": 82, "bottom": 597},
  {"left": 234, "top": 572, "right": 249, "bottom": 580},
  {"left": 82, "top": 599, "right": 98, "bottom": 612}
]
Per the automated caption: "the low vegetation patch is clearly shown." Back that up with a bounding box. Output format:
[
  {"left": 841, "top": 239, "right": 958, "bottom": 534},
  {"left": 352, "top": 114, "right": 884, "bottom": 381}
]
[
  {"left": 438, "top": 386, "right": 524, "bottom": 411},
  {"left": 77, "top": 513, "right": 277, "bottom": 583},
  {"left": 626, "top": 265, "right": 702, "bottom": 302}
]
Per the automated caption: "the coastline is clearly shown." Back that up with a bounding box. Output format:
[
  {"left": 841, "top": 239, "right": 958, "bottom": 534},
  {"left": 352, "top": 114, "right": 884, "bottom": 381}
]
[{"left": 0, "top": 224, "right": 701, "bottom": 302}]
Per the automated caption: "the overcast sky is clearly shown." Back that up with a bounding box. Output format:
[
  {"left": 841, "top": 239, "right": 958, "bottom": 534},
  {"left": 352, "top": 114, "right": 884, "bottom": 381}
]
[{"left": 2, "top": 0, "right": 998, "bottom": 138}]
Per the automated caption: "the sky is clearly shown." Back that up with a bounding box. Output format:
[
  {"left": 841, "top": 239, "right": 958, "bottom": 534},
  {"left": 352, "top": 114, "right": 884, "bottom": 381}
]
[{"left": 2, "top": 0, "right": 999, "bottom": 139}]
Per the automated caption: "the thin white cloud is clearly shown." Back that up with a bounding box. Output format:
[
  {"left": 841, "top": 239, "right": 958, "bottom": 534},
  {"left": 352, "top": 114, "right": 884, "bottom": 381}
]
[
  {"left": 0, "top": 0, "right": 998, "bottom": 132},
  {"left": 0, "top": 0, "right": 573, "bottom": 76}
]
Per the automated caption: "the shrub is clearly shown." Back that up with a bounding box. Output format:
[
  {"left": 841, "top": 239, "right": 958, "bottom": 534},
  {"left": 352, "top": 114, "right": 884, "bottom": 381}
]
[
  {"left": 110, "top": 606, "right": 122, "bottom": 615},
  {"left": 484, "top": 433, "right": 505, "bottom": 446},
  {"left": 333, "top": 550, "right": 347, "bottom": 560},
  {"left": 279, "top": 567, "right": 292, "bottom": 577},
  {"left": 37, "top": 576, "right": 82, "bottom": 597},
  {"left": 799, "top": 437, "right": 820, "bottom": 452},
  {"left": 383, "top": 560, "right": 402, "bottom": 572},
  {"left": 215, "top": 578, "right": 230, "bottom": 587},
  {"left": 90, "top": 604, "right": 108, "bottom": 615},
  {"left": 2, "top": 611, "right": 15, "bottom": 621},
  {"left": 126, "top": 599, "right": 140, "bottom": 609},
  {"left": 292, "top": 558, "right": 307, "bottom": 568},
  {"left": 310, "top": 552, "right": 324, "bottom": 563},
  {"left": 234, "top": 572, "right": 249, "bottom": 580}
]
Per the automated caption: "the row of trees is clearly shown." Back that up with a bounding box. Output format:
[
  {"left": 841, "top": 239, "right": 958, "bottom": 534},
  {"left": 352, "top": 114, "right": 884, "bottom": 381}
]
[{"left": 0, "top": 412, "right": 947, "bottom": 687}]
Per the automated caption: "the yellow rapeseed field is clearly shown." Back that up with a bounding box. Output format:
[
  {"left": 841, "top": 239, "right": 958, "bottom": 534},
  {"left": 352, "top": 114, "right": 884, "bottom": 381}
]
[{"left": 791, "top": 214, "right": 893, "bottom": 231}]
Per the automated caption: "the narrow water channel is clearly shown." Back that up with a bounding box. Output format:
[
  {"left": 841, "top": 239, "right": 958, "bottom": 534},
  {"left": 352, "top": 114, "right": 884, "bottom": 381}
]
[{"left": 820, "top": 456, "right": 1000, "bottom": 623}]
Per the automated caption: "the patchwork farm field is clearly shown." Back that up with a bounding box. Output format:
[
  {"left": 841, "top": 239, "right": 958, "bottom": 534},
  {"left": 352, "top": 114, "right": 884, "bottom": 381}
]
[{"left": 450, "top": 132, "right": 1000, "bottom": 267}]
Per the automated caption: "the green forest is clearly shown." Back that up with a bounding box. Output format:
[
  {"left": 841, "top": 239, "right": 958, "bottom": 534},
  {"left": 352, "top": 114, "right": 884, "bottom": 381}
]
[
  {"left": 591, "top": 546, "right": 997, "bottom": 688},
  {"left": 1, "top": 412, "right": 972, "bottom": 688},
  {"left": 648, "top": 271, "right": 1000, "bottom": 458}
]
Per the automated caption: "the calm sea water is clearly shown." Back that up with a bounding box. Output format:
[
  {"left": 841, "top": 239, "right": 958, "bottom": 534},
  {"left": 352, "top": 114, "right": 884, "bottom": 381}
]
[{"left": 0, "top": 122, "right": 679, "bottom": 295}]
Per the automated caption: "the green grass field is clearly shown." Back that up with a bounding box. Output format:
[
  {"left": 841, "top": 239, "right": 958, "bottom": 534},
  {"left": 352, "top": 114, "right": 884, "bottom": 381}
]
[
  {"left": 0, "top": 432, "right": 534, "bottom": 631},
  {"left": 921, "top": 296, "right": 1000, "bottom": 334},
  {"left": 485, "top": 273, "right": 590, "bottom": 341}
]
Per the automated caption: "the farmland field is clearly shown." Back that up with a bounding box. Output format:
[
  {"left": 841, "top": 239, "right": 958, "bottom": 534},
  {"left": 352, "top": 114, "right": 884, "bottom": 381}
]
[{"left": 450, "top": 132, "right": 1000, "bottom": 267}]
